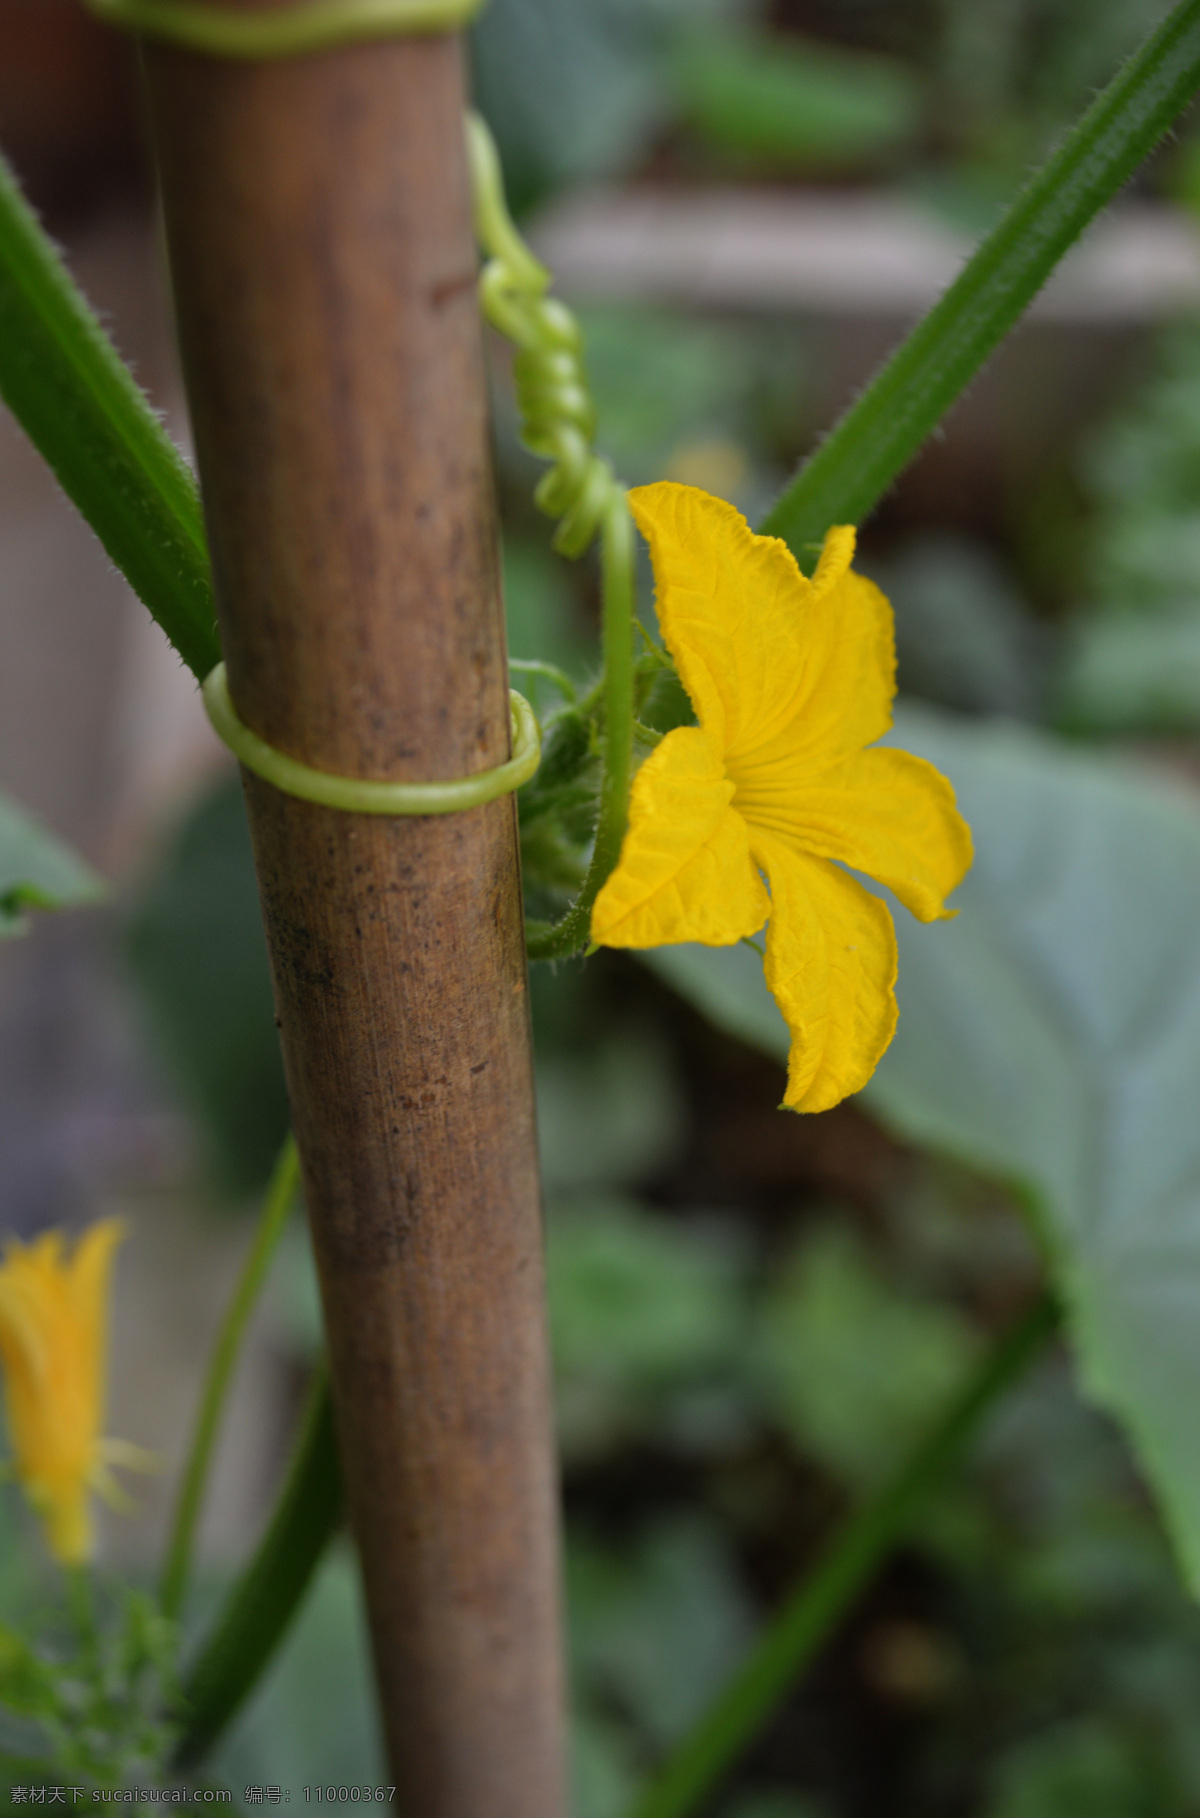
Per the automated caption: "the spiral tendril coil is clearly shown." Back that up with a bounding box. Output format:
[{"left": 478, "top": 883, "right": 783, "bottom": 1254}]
[
  {"left": 468, "top": 114, "right": 626, "bottom": 560},
  {"left": 467, "top": 112, "right": 636, "bottom": 959}
]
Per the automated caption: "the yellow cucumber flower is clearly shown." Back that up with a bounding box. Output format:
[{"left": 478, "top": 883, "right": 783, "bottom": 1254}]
[
  {"left": 0, "top": 1219, "right": 126, "bottom": 1564},
  {"left": 591, "top": 483, "right": 973, "bottom": 1113}
]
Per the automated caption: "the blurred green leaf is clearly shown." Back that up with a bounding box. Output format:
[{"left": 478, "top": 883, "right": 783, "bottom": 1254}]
[
  {"left": 673, "top": 27, "right": 921, "bottom": 168},
  {"left": 124, "top": 773, "right": 289, "bottom": 1197},
  {"left": 577, "top": 308, "right": 758, "bottom": 491},
  {"left": 471, "top": 0, "right": 743, "bottom": 209},
  {"left": 547, "top": 1199, "right": 747, "bottom": 1457},
  {"left": 0, "top": 1625, "right": 52, "bottom": 1722},
  {"left": 724, "top": 1797, "right": 832, "bottom": 1818},
  {"left": 0, "top": 795, "right": 102, "bottom": 937},
  {"left": 1058, "top": 611, "right": 1200, "bottom": 733},
  {"left": 644, "top": 705, "right": 1200, "bottom": 1596},
  {"left": 207, "top": 1542, "right": 381, "bottom": 1788},
  {"left": 754, "top": 1224, "right": 978, "bottom": 1489},
  {"left": 503, "top": 535, "right": 591, "bottom": 693},
  {"left": 568, "top": 1517, "right": 755, "bottom": 1750},
  {"left": 1062, "top": 322, "right": 1200, "bottom": 733},
  {"left": 873, "top": 536, "right": 1046, "bottom": 721},
  {"left": 537, "top": 1033, "right": 684, "bottom": 1193},
  {"left": 984, "top": 1717, "right": 1165, "bottom": 1818},
  {"left": 572, "top": 1706, "right": 642, "bottom": 1818},
  {"left": 938, "top": 0, "right": 1169, "bottom": 174}
]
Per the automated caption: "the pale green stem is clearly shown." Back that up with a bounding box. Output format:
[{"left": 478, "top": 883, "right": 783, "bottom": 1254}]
[{"left": 159, "top": 1135, "right": 300, "bottom": 1620}]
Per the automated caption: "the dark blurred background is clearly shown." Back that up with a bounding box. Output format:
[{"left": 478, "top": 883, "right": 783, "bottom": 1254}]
[{"left": 6, "top": 2, "right": 1200, "bottom": 1811}]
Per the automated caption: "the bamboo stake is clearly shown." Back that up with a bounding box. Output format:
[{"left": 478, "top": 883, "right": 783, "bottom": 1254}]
[{"left": 139, "top": 24, "right": 565, "bottom": 1814}]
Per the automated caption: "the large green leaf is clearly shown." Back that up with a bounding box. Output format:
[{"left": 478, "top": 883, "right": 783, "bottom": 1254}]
[
  {"left": 0, "top": 157, "right": 217, "bottom": 681},
  {"left": 672, "top": 27, "right": 921, "bottom": 169},
  {"left": 646, "top": 706, "right": 1200, "bottom": 1592},
  {"left": 0, "top": 794, "right": 102, "bottom": 936}
]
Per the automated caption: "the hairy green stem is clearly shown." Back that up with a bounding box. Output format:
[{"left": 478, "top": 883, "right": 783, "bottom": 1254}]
[
  {"left": 0, "top": 157, "right": 217, "bottom": 679},
  {"left": 173, "top": 1363, "right": 341, "bottom": 1769},
  {"left": 160, "top": 1137, "right": 300, "bottom": 1621},
  {"left": 762, "top": 0, "right": 1200, "bottom": 553},
  {"left": 624, "top": 1292, "right": 1059, "bottom": 1818},
  {"left": 526, "top": 495, "right": 635, "bottom": 961}
]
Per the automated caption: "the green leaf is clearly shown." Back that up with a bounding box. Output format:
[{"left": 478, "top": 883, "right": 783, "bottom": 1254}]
[
  {"left": 124, "top": 774, "right": 288, "bottom": 1195},
  {"left": 645, "top": 706, "right": 1200, "bottom": 1596},
  {"left": 537, "top": 1035, "right": 684, "bottom": 1193},
  {"left": 547, "top": 1198, "right": 747, "bottom": 1458},
  {"left": 206, "top": 1542, "right": 380, "bottom": 1788},
  {"left": 984, "top": 1717, "right": 1164, "bottom": 1818},
  {"left": 0, "top": 1623, "right": 52, "bottom": 1721},
  {"left": 568, "top": 1517, "right": 755, "bottom": 1752},
  {"left": 0, "top": 794, "right": 102, "bottom": 936},
  {"left": 761, "top": 0, "right": 1200, "bottom": 555},
  {"left": 572, "top": 1706, "right": 642, "bottom": 1818},
  {"left": 1058, "top": 611, "right": 1200, "bottom": 734},
  {"left": 0, "top": 157, "right": 218, "bottom": 681},
  {"left": 876, "top": 536, "right": 1046, "bottom": 721},
  {"left": 753, "top": 1224, "right": 978, "bottom": 1490},
  {"left": 174, "top": 1369, "right": 341, "bottom": 1769},
  {"left": 673, "top": 28, "right": 921, "bottom": 169}
]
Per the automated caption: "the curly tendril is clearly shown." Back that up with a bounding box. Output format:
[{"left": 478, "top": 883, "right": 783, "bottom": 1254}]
[{"left": 467, "top": 112, "right": 634, "bottom": 960}]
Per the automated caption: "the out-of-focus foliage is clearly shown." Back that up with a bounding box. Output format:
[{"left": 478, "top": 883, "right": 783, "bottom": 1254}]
[
  {"left": 649, "top": 704, "right": 1200, "bottom": 1596},
  {"left": 0, "top": 1585, "right": 178, "bottom": 1792},
  {"left": 670, "top": 28, "right": 922, "bottom": 171},
  {"left": 871, "top": 538, "right": 1047, "bottom": 721},
  {"left": 936, "top": 0, "right": 1171, "bottom": 180},
  {"left": 1060, "top": 324, "right": 1200, "bottom": 732},
  {"left": 207, "top": 1543, "right": 381, "bottom": 1790},
  {"left": 470, "top": 0, "right": 749, "bottom": 210},
  {"left": 124, "top": 776, "right": 289, "bottom": 1198},
  {"left": 752, "top": 1224, "right": 978, "bottom": 1490},
  {"left": 0, "top": 793, "right": 101, "bottom": 938},
  {"left": 568, "top": 1518, "right": 756, "bottom": 1752},
  {"left": 548, "top": 1200, "right": 746, "bottom": 1461},
  {"left": 470, "top": 0, "right": 1176, "bottom": 212}
]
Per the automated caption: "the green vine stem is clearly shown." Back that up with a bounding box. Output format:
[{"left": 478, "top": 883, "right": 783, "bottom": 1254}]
[
  {"left": 762, "top": 0, "right": 1200, "bottom": 554},
  {"left": 467, "top": 112, "right": 636, "bottom": 959},
  {"left": 203, "top": 666, "right": 541, "bottom": 814},
  {"left": 0, "top": 156, "right": 217, "bottom": 680},
  {"left": 173, "top": 1362, "right": 341, "bottom": 1769},
  {"left": 160, "top": 1136, "right": 300, "bottom": 1621},
  {"left": 84, "top": 0, "right": 484, "bottom": 58},
  {"left": 623, "top": 1292, "right": 1059, "bottom": 1818}
]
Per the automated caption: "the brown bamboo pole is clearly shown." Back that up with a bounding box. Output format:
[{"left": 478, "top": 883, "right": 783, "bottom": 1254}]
[{"left": 138, "top": 21, "right": 565, "bottom": 1814}]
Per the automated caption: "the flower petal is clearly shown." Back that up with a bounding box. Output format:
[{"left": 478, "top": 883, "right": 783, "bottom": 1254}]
[
  {"left": 753, "top": 834, "right": 898, "bottom": 1113},
  {"left": 627, "top": 483, "right": 895, "bottom": 765},
  {"left": 736, "top": 747, "right": 972, "bottom": 923},
  {"left": 592, "top": 727, "right": 770, "bottom": 949}
]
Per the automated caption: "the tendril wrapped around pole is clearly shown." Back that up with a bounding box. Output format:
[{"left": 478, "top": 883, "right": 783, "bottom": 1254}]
[{"left": 467, "top": 112, "right": 634, "bottom": 960}]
